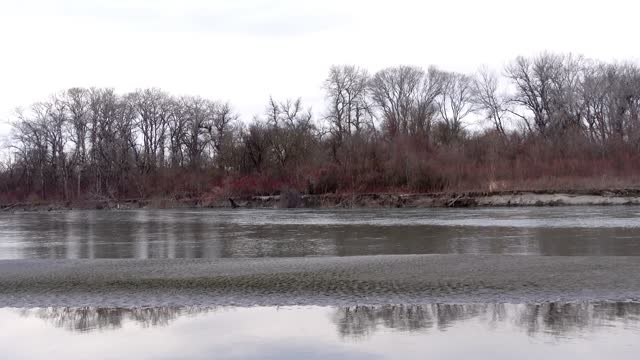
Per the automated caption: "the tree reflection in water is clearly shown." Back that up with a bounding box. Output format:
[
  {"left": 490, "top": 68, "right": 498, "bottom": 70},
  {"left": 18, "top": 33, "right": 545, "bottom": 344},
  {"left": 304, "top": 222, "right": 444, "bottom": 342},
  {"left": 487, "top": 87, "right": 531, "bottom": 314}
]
[
  {"left": 17, "top": 307, "right": 216, "bottom": 332},
  {"left": 332, "top": 302, "right": 640, "bottom": 339},
  {"left": 17, "top": 302, "right": 640, "bottom": 338}
]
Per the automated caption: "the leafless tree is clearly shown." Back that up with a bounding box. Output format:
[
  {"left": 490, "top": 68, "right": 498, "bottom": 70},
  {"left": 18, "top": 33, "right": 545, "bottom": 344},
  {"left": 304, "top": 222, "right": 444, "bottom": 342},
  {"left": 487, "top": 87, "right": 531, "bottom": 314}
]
[
  {"left": 436, "top": 71, "right": 475, "bottom": 143},
  {"left": 130, "top": 88, "right": 172, "bottom": 173},
  {"left": 181, "top": 96, "right": 212, "bottom": 170},
  {"left": 369, "top": 66, "right": 424, "bottom": 137},
  {"left": 63, "top": 88, "right": 91, "bottom": 197},
  {"left": 265, "top": 97, "right": 316, "bottom": 170},
  {"left": 412, "top": 66, "right": 446, "bottom": 139},
  {"left": 505, "top": 53, "right": 586, "bottom": 136},
  {"left": 241, "top": 119, "right": 270, "bottom": 173},
  {"left": 473, "top": 66, "right": 508, "bottom": 137},
  {"left": 203, "top": 101, "right": 238, "bottom": 170},
  {"left": 324, "top": 65, "right": 372, "bottom": 137}
]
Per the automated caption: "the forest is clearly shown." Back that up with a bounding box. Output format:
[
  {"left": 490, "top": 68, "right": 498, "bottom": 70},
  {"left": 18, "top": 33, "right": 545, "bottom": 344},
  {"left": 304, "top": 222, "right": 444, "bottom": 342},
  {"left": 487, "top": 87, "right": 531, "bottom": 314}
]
[{"left": 2, "top": 52, "right": 640, "bottom": 204}]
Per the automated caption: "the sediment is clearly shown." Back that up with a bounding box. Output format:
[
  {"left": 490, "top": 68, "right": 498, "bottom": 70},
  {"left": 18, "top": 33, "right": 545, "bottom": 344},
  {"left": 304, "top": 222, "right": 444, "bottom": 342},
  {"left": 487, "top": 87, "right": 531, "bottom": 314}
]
[
  {"left": 5, "top": 188, "right": 640, "bottom": 211},
  {"left": 243, "top": 189, "right": 640, "bottom": 208},
  {"left": 1, "top": 255, "right": 640, "bottom": 307}
]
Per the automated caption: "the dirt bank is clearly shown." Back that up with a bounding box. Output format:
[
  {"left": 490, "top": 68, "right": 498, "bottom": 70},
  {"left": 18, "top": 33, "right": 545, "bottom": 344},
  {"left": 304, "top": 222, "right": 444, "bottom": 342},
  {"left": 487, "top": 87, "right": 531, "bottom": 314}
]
[
  {"left": 4, "top": 188, "right": 640, "bottom": 211},
  {"left": 234, "top": 188, "right": 640, "bottom": 208}
]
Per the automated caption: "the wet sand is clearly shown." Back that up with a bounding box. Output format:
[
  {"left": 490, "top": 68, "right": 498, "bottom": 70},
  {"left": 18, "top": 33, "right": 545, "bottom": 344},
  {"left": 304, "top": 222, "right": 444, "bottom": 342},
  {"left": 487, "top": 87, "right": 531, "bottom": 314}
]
[{"left": 1, "top": 255, "right": 640, "bottom": 307}]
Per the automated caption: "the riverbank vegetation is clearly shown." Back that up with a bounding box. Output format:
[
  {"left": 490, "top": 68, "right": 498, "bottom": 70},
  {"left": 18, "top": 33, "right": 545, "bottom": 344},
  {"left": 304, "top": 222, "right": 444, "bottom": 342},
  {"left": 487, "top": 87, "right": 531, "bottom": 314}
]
[{"left": 2, "top": 52, "right": 640, "bottom": 204}]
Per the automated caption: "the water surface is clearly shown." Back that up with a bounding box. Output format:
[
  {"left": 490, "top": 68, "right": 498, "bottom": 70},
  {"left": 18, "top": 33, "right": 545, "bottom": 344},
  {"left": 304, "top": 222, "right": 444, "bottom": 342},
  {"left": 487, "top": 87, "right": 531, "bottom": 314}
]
[
  {"left": 3, "top": 206, "right": 640, "bottom": 358},
  {"left": 2, "top": 303, "right": 639, "bottom": 359},
  {"left": 2, "top": 206, "right": 640, "bottom": 259}
]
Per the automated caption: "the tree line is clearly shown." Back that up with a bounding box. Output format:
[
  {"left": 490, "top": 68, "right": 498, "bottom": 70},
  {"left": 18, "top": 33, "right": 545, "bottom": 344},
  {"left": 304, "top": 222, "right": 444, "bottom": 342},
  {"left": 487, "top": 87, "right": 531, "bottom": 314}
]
[{"left": 2, "top": 52, "right": 640, "bottom": 203}]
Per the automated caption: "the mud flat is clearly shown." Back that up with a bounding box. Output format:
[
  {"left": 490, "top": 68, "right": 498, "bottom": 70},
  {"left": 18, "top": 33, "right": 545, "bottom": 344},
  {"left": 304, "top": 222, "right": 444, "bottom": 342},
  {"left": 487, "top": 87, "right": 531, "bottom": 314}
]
[{"left": 1, "top": 255, "right": 640, "bottom": 307}]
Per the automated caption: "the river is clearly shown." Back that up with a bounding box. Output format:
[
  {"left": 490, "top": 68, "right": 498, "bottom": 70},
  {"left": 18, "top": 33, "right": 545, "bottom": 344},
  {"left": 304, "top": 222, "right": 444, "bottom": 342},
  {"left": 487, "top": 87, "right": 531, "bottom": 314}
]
[{"left": 1, "top": 206, "right": 640, "bottom": 359}]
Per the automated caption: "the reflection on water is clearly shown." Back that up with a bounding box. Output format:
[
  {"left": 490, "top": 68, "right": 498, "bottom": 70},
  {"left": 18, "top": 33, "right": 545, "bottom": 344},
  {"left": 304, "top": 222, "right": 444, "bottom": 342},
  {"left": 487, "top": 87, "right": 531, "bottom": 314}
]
[
  {"left": 17, "top": 307, "right": 215, "bottom": 332},
  {"left": 14, "top": 302, "right": 640, "bottom": 338},
  {"left": 4, "top": 303, "right": 640, "bottom": 359},
  {"left": 2, "top": 207, "right": 640, "bottom": 259},
  {"left": 333, "top": 303, "right": 640, "bottom": 339}
]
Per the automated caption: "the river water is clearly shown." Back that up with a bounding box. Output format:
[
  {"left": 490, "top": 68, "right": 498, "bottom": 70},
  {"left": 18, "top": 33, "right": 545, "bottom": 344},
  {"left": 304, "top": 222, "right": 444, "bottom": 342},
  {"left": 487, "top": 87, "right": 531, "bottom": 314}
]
[
  {"left": 1, "top": 206, "right": 640, "bottom": 359},
  {"left": 2, "top": 207, "right": 640, "bottom": 259}
]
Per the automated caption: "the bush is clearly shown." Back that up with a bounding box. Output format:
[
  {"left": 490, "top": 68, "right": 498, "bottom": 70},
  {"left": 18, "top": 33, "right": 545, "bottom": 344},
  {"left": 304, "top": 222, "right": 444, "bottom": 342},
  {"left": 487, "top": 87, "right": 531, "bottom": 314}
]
[
  {"left": 306, "top": 167, "right": 339, "bottom": 194},
  {"left": 279, "top": 188, "right": 303, "bottom": 208}
]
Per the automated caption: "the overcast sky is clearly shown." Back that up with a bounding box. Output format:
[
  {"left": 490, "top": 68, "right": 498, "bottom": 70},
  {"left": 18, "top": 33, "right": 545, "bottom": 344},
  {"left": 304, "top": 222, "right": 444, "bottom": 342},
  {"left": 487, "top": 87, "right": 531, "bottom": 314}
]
[{"left": 1, "top": 0, "right": 639, "bottom": 138}]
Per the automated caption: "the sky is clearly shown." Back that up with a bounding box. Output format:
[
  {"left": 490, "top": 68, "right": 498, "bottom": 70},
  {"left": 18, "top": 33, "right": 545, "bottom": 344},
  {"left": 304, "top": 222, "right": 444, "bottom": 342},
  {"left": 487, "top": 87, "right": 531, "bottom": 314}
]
[{"left": 1, "top": 0, "right": 639, "bottom": 141}]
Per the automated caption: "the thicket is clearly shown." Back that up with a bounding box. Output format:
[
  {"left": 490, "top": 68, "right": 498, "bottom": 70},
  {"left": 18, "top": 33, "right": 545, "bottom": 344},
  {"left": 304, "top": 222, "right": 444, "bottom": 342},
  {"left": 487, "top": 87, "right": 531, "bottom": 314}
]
[{"left": 2, "top": 52, "right": 640, "bottom": 203}]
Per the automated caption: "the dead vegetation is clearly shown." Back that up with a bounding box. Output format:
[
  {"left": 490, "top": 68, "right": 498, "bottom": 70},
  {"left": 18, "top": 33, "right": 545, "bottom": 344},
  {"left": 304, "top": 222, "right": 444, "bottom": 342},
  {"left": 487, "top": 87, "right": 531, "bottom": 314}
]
[{"left": 2, "top": 53, "right": 640, "bottom": 205}]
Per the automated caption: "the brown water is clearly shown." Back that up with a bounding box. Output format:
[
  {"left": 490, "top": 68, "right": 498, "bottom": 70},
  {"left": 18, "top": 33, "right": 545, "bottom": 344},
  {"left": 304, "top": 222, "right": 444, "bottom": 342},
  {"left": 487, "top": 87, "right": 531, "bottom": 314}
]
[
  {"left": 2, "top": 206, "right": 640, "bottom": 358},
  {"left": 1, "top": 207, "right": 640, "bottom": 259}
]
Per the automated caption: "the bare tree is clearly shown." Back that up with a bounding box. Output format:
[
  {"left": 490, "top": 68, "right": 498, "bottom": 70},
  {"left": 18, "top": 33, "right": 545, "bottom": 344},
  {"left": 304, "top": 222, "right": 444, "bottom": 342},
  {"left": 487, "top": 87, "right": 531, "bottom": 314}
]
[
  {"left": 64, "top": 88, "right": 91, "bottom": 197},
  {"left": 130, "top": 88, "right": 172, "bottom": 173},
  {"left": 265, "top": 97, "right": 316, "bottom": 170},
  {"left": 369, "top": 65, "right": 445, "bottom": 141},
  {"left": 181, "top": 96, "right": 211, "bottom": 170},
  {"left": 473, "top": 66, "right": 508, "bottom": 137},
  {"left": 324, "top": 65, "right": 372, "bottom": 138},
  {"left": 436, "top": 71, "right": 475, "bottom": 143},
  {"left": 242, "top": 119, "right": 270, "bottom": 173},
  {"left": 411, "top": 66, "right": 446, "bottom": 139},
  {"left": 166, "top": 98, "right": 187, "bottom": 168},
  {"left": 369, "top": 66, "right": 424, "bottom": 137},
  {"left": 505, "top": 55, "right": 555, "bottom": 134},
  {"left": 505, "top": 53, "right": 586, "bottom": 136},
  {"left": 202, "top": 101, "right": 237, "bottom": 170}
]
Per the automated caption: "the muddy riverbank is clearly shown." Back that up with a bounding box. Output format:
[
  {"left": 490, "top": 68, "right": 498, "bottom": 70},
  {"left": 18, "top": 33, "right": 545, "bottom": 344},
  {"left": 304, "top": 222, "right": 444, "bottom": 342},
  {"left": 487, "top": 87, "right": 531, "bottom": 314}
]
[
  {"left": 243, "top": 188, "right": 640, "bottom": 208},
  {"left": 5, "top": 188, "right": 640, "bottom": 211}
]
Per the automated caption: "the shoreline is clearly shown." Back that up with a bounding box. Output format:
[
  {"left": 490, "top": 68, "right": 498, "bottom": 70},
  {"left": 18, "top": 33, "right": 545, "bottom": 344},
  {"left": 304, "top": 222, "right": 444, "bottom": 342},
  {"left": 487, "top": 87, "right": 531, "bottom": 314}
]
[
  {"left": 2, "top": 255, "right": 640, "bottom": 307},
  {"left": 4, "top": 188, "right": 640, "bottom": 211}
]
